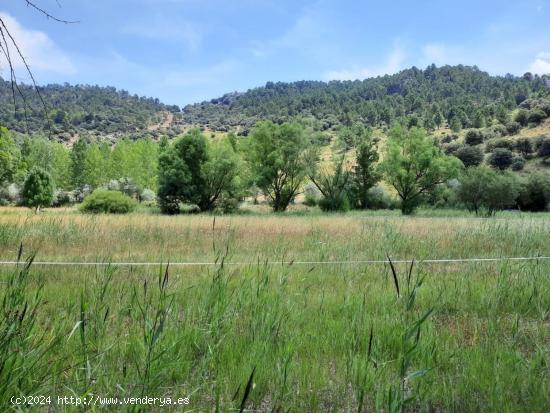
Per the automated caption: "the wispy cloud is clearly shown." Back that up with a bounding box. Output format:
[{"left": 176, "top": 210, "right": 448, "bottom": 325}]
[
  {"left": 161, "top": 59, "right": 240, "bottom": 87},
  {"left": 323, "top": 46, "right": 406, "bottom": 81},
  {"left": 0, "top": 12, "right": 75, "bottom": 76},
  {"left": 528, "top": 52, "right": 550, "bottom": 74},
  {"left": 421, "top": 43, "right": 466, "bottom": 67}
]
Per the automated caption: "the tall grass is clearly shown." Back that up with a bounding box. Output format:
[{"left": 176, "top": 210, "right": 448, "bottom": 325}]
[{"left": 0, "top": 210, "right": 549, "bottom": 411}]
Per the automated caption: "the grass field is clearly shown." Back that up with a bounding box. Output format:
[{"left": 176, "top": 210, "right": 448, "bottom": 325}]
[{"left": 1, "top": 208, "right": 549, "bottom": 412}]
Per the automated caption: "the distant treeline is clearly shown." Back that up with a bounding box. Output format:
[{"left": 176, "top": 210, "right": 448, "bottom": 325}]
[
  {"left": 0, "top": 79, "right": 180, "bottom": 141},
  {"left": 182, "top": 65, "right": 550, "bottom": 134}
]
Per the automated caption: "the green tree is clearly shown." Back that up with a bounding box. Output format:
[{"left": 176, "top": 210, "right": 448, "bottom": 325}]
[
  {"left": 0, "top": 126, "right": 19, "bottom": 184},
  {"left": 157, "top": 129, "right": 240, "bottom": 213},
  {"left": 310, "top": 156, "right": 351, "bottom": 212},
  {"left": 21, "top": 168, "right": 54, "bottom": 213},
  {"left": 70, "top": 138, "right": 88, "bottom": 188},
  {"left": 458, "top": 167, "right": 519, "bottom": 216},
  {"left": 381, "top": 126, "right": 462, "bottom": 214},
  {"left": 83, "top": 143, "right": 107, "bottom": 188},
  {"left": 246, "top": 121, "right": 313, "bottom": 212},
  {"left": 352, "top": 137, "right": 381, "bottom": 209},
  {"left": 450, "top": 116, "right": 462, "bottom": 133},
  {"left": 517, "top": 172, "right": 550, "bottom": 212}
]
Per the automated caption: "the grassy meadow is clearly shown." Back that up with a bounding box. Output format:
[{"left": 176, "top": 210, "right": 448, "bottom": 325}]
[{"left": 1, "top": 207, "right": 549, "bottom": 412}]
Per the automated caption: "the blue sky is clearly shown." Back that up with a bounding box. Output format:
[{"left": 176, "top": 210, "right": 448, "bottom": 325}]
[{"left": 1, "top": 0, "right": 549, "bottom": 106}]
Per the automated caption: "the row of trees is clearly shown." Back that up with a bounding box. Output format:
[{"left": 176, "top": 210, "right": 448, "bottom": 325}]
[
  {"left": 0, "top": 127, "right": 158, "bottom": 195},
  {"left": 156, "top": 123, "right": 464, "bottom": 215},
  {"left": 2, "top": 121, "right": 549, "bottom": 215}
]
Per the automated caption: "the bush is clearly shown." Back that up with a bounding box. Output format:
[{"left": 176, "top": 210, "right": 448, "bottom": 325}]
[
  {"left": 515, "top": 109, "right": 529, "bottom": 126},
  {"left": 491, "top": 124, "right": 508, "bottom": 137},
  {"left": 515, "top": 138, "right": 534, "bottom": 157},
  {"left": 363, "top": 185, "right": 397, "bottom": 209},
  {"left": 527, "top": 109, "right": 546, "bottom": 125},
  {"left": 80, "top": 190, "right": 137, "bottom": 214},
  {"left": 517, "top": 172, "right": 550, "bottom": 211},
  {"left": 485, "top": 138, "right": 515, "bottom": 152},
  {"left": 511, "top": 156, "right": 525, "bottom": 171},
  {"left": 455, "top": 145, "right": 483, "bottom": 167},
  {"left": 303, "top": 182, "right": 321, "bottom": 206},
  {"left": 488, "top": 148, "right": 514, "bottom": 170},
  {"left": 464, "top": 129, "right": 484, "bottom": 146},
  {"left": 53, "top": 190, "right": 76, "bottom": 207},
  {"left": 505, "top": 121, "right": 521, "bottom": 135},
  {"left": 0, "top": 183, "right": 20, "bottom": 205},
  {"left": 537, "top": 138, "right": 550, "bottom": 161},
  {"left": 318, "top": 193, "right": 350, "bottom": 212},
  {"left": 140, "top": 188, "right": 156, "bottom": 202}
]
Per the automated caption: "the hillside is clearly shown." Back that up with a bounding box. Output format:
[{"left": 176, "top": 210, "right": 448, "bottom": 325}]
[
  {"left": 182, "top": 65, "right": 550, "bottom": 134},
  {"left": 0, "top": 78, "right": 182, "bottom": 142}
]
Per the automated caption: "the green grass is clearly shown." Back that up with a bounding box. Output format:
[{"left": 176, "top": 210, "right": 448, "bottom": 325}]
[{"left": 0, "top": 208, "right": 549, "bottom": 412}]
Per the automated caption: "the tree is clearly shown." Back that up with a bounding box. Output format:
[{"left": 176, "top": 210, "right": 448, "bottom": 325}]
[
  {"left": 157, "top": 129, "right": 240, "bottom": 214},
  {"left": 352, "top": 137, "right": 381, "bottom": 208},
  {"left": 450, "top": 116, "right": 462, "bottom": 133},
  {"left": 310, "top": 156, "right": 352, "bottom": 212},
  {"left": 381, "top": 126, "right": 462, "bottom": 214},
  {"left": 495, "top": 105, "right": 509, "bottom": 125},
  {"left": 70, "top": 138, "right": 88, "bottom": 188},
  {"left": 458, "top": 167, "right": 519, "bottom": 216},
  {"left": 246, "top": 121, "right": 313, "bottom": 212},
  {"left": 455, "top": 145, "right": 483, "bottom": 167},
  {"left": 21, "top": 168, "right": 54, "bottom": 212},
  {"left": 0, "top": 126, "right": 19, "bottom": 184},
  {"left": 517, "top": 172, "right": 550, "bottom": 212},
  {"left": 488, "top": 148, "right": 513, "bottom": 170}
]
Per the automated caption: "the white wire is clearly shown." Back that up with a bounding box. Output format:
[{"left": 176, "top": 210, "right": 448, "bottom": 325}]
[{"left": 0, "top": 256, "right": 549, "bottom": 266}]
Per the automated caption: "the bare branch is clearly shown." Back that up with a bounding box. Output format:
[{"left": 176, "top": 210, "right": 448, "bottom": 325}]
[{"left": 24, "top": 0, "right": 80, "bottom": 24}]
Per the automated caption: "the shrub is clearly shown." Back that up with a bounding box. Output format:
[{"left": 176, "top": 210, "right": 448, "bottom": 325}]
[
  {"left": 455, "top": 145, "right": 483, "bottom": 167},
  {"left": 0, "top": 183, "right": 20, "bottom": 205},
  {"left": 527, "top": 109, "right": 546, "bottom": 125},
  {"left": 80, "top": 190, "right": 136, "bottom": 214},
  {"left": 140, "top": 188, "right": 156, "bottom": 202},
  {"left": 511, "top": 156, "right": 525, "bottom": 171},
  {"left": 464, "top": 129, "right": 484, "bottom": 146},
  {"left": 485, "top": 138, "right": 515, "bottom": 152},
  {"left": 515, "top": 109, "right": 529, "bottom": 126},
  {"left": 318, "top": 193, "right": 350, "bottom": 212},
  {"left": 537, "top": 138, "right": 550, "bottom": 161},
  {"left": 517, "top": 172, "right": 550, "bottom": 211},
  {"left": 363, "top": 185, "right": 397, "bottom": 209},
  {"left": 505, "top": 121, "right": 521, "bottom": 135},
  {"left": 53, "top": 190, "right": 76, "bottom": 207},
  {"left": 491, "top": 124, "right": 507, "bottom": 137},
  {"left": 488, "top": 148, "right": 514, "bottom": 170},
  {"left": 303, "top": 182, "right": 321, "bottom": 206},
  {"left": 515, "top": 138, "right": 534, "bottom": 157}
]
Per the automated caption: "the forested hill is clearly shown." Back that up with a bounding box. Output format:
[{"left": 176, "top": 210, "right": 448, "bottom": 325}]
[
  {"left": 0, "top": 78, "right": 181, "bottom": 141},
  {"left": 181, "top": 65, "right": 550, "bottom": 134}
]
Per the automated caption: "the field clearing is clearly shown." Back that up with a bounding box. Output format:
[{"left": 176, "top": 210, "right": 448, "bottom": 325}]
[{"left": 1, "top": 208, "right": 549, "bottom": 412}]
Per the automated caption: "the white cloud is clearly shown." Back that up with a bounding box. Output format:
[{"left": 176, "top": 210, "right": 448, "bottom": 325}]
[
  {"left": 323, "top": 46, "right": 406, "bottom": 81},
  {"left": 0, "top": 12, "right": 75, "bottom": 76},
  {"left": 528, "top": 52, "right": 550, "bottom": 74}
]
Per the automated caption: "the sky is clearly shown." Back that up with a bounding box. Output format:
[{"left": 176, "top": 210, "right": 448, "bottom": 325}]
[{"left": 1, "top": 0, "right": 549, "bottom": 106}]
